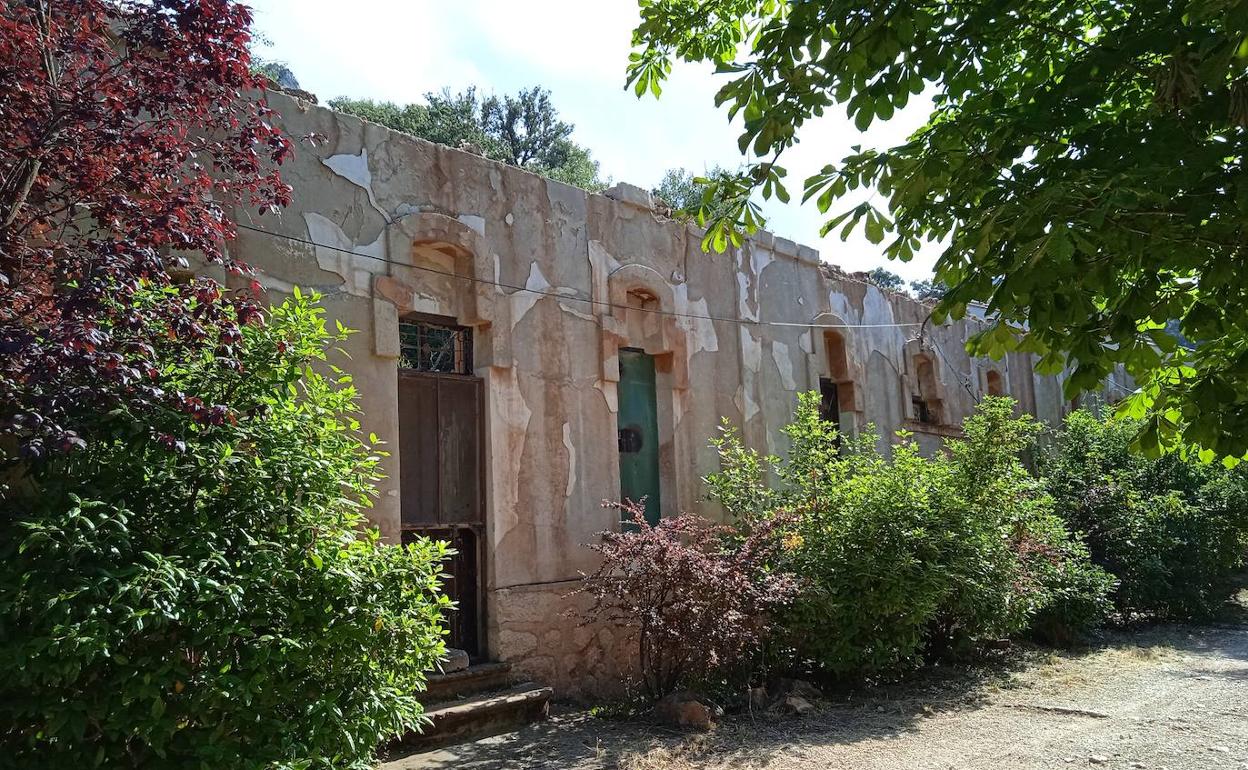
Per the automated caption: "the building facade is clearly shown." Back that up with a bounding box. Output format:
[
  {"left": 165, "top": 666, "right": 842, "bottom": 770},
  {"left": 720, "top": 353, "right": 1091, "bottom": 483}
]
[{"left": 213, "top": 91, "right": 1129, "bottom": 697}]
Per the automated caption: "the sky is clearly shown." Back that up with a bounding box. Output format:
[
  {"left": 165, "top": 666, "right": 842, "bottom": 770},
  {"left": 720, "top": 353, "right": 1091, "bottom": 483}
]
[{"left": 250, "top": 0, "right": 939, "bottom": 281}]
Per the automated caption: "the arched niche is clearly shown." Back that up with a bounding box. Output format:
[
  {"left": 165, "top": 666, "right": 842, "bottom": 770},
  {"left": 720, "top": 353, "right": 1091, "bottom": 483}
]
[
  {"left": 807, "top": 312, "right": 865, "bottom": 434},
  {"left": 902, "top": 339, "right": 951, "bottom": 426},
  {"left": 984, "top": 368, "right": 1006, "bottom": 397},
  {"left": 372, "top": 213, "right": 509, "bottom": 369},
  {"left": 599, "top": 262, "right": 689, "bottom": 390}
]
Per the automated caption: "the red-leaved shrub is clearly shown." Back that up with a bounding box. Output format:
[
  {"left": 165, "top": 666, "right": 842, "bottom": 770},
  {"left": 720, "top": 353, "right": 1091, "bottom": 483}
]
[{"left": 574, "top": 503, "right": 798, "bottom": 699}]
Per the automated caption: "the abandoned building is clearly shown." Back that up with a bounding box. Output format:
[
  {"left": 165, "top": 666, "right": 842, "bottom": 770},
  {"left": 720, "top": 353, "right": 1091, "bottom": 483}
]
[{"left": 209, "top": 91, "right": 1131, "bottom": 698}]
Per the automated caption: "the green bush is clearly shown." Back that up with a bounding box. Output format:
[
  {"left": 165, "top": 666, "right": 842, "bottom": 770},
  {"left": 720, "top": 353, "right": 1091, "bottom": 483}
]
[
  {"left": 707, "top": 395, "right": 1113, "bottom": 679},
  {"left": 1043, "top": 409, "right": 1248, "bottom": 620},
  {"left": 0, "top": 290, "right": 450, "bottom": 769}
]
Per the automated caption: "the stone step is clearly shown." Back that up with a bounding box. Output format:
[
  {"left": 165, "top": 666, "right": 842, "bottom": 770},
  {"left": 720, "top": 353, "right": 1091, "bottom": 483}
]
[
  {"left": 422, "top": 661, "right": 514, "bottom": 703},
  {"left": 397, "top": 682, "right": 553, "bottom": 752}
]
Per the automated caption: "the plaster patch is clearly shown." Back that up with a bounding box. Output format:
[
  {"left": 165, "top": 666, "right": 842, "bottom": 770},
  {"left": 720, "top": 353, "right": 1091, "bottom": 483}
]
[
  {"left": 558, "top": 302, "right": 597, "bottom": 322},
  {"left": 587, "top": 241, "right": 623, "bottom": 306},
  {"left": 511, "top": 262, "right": 551, "bottom": 327},
  {"left": 457, "top": 214, "right": 486, "bottom": 237},
  {"left": 772, "top": 340, "right": 798, "bottom": 391},
  {"left": 303, "top": 212, "right": 385, "bottom": 295},
  {"left": 799, "top": 330, "right": 814, "bottom": 355},
  {"left": 828, "top": 290, "right": 860, "bottom": 326},
  {"left": 491, "top": 371, "right": 533, "bottom": 547},
  {"left": 562, "top": 422, "right": 577, "bottom": 499},
  {"left": 750, "top": 244, "right": 775, "bottom": 280},
  {"left": 736, "top": 271, "right": 758, "bottom": 322},
  {"left": 739, "top": 327, "right": 762, "bottom": 422},
  {"left": 673, "top": 283, "right": 718, "bottom": 357},
  {"left": 321, "top": 149, "right": 387, "bottom": 221},
  {"left": 594, "top": 380, "right": 618, "bottom": 414}
]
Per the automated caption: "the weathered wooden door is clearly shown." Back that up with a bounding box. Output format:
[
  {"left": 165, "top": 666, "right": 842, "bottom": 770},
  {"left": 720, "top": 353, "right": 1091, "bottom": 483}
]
[
  {"left": 398, "top": 370, "right": 485, "bottom": 658},
  {"left": 617, "top": 348, "right": 661, "bottom": 526}
]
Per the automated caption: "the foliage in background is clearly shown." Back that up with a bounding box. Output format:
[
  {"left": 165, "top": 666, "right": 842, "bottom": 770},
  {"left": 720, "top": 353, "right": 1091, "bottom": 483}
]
[
  {"left": 1043, "top": 409, "right": 1248, "bottom": 620},
  {"left": 0, "top": 291, "right": 450, "bottom": 769},
  {"left": 0, "top": 0, "right": 291, "bottom": 458},
  {"left": 574, "top": 503, "right": 798, "bottom": 699},
  {"left": 866, "top": 267, "right": 906, "bottom": 293},
  {"left": 628, "top": 0, "right": 1248, "bottom": 457},
  {"left": 331, "top": 86, "right": 608, "bottom": 191},
  {"left": 651, "top": 166, "right": 747, "bottom": 222},
  {"left": 706, "top": 395, "right": 1113, "bottom": 679}
]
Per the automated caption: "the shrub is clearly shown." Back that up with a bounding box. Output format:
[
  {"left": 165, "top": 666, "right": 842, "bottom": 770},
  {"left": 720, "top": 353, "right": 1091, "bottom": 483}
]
[
  {"left": 0, "top": 290, "right": 450, "bottom": 769},
  {"left": 1043, "top": 409, "right": 1248, "bottom": 620},
  {"left": 706, "top": 394, "right": 1113, "bottom": 679},
  {"left": 574, "top": 504, "right": 798, "bottom": 700}
]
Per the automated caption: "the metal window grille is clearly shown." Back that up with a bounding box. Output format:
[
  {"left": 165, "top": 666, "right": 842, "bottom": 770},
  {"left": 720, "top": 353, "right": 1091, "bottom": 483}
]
[{"left": 399, "top": 319, "right": 473, "bottom": 374}]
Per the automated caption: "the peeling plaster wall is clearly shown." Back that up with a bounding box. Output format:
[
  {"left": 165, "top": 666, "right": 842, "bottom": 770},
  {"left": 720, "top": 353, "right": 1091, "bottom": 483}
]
[{"left": 223, "top": 91, "right": 1129, "bottom": 698}]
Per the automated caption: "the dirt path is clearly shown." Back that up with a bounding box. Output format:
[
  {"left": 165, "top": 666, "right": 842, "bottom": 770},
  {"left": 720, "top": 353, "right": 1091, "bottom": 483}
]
[{"left": 387, "top": 620, "right": 1248, "bottom": 770}]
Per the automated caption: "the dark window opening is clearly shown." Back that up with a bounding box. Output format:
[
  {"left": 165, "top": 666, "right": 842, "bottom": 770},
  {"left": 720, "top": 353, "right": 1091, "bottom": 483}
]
[
  {"left": 912, "top": 395, "right": 936, "bottom": 425},
  {"left": 913, "top": 354, "right": 944, "bottom": 425},
  {"left": 819, "top": 377, "right": 841, "bottom": 429},
  {"left": 399, "top": 316, "right": 473, "bottom": 375},
  {"left": 986, "top": 370, "right": 1005, "bottom": 397}
]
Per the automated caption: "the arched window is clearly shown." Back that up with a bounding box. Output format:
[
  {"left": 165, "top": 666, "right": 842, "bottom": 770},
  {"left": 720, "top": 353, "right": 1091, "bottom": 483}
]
[
  {"left": 986, "top": 369, "right": 1005, "bottom": 397},
  {"left": 912, "top": 353, "right": 944, "bottom": 425}
]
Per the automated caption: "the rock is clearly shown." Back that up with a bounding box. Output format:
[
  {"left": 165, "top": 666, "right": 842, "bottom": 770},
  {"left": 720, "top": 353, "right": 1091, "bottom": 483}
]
[
  {"left": 775, "top": 677, "right": 823, "bottom": 701},
  {"left": 437, "top": 648, "right": 470, "bottom": 674},
  {"left": 1089, "top": 757, "right": 1109, "bottom": 765},
  {"left": 775, "top": 695, "right": 815, "bottom": 716},
  {"left": 654, "top": 691, "right": 715, "bottom": 731}
]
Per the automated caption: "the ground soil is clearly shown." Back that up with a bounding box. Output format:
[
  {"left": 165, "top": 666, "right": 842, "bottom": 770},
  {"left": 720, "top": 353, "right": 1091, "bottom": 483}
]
[{"left": 386, "top": 598, "right": 1248, "bottom": 770}]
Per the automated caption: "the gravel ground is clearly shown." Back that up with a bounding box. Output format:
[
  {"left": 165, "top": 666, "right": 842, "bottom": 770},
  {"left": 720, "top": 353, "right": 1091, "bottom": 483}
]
[{"left": 388, "top": 610, "right": 1248, "bottom": 770}]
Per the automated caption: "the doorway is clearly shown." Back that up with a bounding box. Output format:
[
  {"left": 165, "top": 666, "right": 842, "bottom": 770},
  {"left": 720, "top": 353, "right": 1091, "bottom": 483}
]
[
  {"left": 397, "top": 316, "right": 485, "bottom": 658},
  {"left": 617, "top": 348, "right": 662, "bottom": 526}
]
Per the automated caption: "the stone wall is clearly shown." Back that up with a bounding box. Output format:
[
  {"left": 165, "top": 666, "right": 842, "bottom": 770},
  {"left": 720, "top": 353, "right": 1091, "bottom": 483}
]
[{"left": 216, "top": 90, "right": 1127, "bottom": 698}]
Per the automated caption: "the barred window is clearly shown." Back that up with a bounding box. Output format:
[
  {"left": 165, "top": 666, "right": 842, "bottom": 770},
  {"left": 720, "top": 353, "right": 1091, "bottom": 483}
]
[{"left": 399, "top": 317, "right": 473, "bottom": 375}]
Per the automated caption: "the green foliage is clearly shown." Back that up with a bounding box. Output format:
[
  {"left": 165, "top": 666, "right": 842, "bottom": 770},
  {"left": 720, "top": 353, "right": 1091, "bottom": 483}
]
[
  {"left": 1043, "top": 409, "right": 1248, "bottom": 620},
  {"left": 330, "top": 86, "right": 608, "bottom": 191},
  {"left": 651, "top": 166, "right": 743, "bottom": 222},
  {"left": 628, "top": 0, "right": 1248, "bottom": 456},
  {"left": 909, "top": 279, "right": 948, "bottom": 302},
  {"left": 0, "top": 289, "right": 450, "bottom": 769},
  {"left": 707, "top": 395, "right": 1112, "bottom": 679},
  {"left": 866, "top": 267, "right": 905, "bottom": 292}
]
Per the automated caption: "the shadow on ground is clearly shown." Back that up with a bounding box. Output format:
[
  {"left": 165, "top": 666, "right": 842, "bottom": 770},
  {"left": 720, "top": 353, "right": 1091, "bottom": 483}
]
[{"left": 384, "top": 590, "right": 1248, "bottom": 770}]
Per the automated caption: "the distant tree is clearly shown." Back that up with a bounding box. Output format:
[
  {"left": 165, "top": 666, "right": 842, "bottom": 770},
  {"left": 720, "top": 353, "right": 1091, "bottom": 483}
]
[
  {"left": 867, "top": 268, "right": 905, "bottom": 293},
  {"left": 652, "top": 166, "right": 740, "bottom": 221},
  {"left": 330, "top": 87, "right": 608, "bottom": 191},
  {"left": 910, "top": 279, "right": 949, "bottom": 302}
]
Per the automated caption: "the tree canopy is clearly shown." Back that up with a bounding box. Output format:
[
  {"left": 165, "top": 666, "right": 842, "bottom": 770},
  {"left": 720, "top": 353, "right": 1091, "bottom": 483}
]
[
  {"left": 651, "top": 166, "right": 742, "bottom": 220},
  {"left": 331, "top": 87, "right": 608, "bottom": 191},
  {"left": 628, "top": 0, "right": 1248, "bottom": 457}
]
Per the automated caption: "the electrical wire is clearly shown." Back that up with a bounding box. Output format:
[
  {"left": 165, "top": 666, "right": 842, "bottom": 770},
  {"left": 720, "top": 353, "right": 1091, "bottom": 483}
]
[{"left": 233, "top": 222, "right": 933, "bottom": 331}]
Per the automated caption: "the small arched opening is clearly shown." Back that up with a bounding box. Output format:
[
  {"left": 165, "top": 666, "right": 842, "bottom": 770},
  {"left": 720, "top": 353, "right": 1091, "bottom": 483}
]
[
  {"left": 912, "top": 353, "right": 945, "bottom": 425},
  {"left": 986, "top": 369, "right": 1005, "bottom": 397}
]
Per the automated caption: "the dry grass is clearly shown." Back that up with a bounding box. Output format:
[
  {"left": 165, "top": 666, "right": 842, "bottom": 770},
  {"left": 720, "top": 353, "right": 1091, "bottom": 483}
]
[{"left": 616, "top": 733, "right": 715, "bottom": 770}]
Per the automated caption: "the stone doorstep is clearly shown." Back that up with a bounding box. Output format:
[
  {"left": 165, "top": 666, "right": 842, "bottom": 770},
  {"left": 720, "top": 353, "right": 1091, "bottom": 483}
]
[
  {"left": 421, "top": 661, "right": 514, "bottom": 703},
  {"left": 396, "top": 682, "right": 554, "bottom": 752}
]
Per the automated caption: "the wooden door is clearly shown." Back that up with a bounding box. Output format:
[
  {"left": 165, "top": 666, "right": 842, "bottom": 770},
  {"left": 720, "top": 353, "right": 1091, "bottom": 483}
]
[{"left": 398, "top": 371, "right": 485, "bottom": 658}]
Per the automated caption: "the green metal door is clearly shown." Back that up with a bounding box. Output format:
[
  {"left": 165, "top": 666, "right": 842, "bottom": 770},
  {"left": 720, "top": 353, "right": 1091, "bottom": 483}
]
[{"left": 617, "top": 348, "right": 662, "bottom": 526}]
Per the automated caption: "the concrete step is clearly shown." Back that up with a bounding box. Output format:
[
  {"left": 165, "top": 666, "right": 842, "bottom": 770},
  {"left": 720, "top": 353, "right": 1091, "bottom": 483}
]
[
  {"left": 422, "top": 661, "right": 514, "bottom": 703},
  {"left": 397, "top": 682, "right": 553, "bottom": 752}
]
